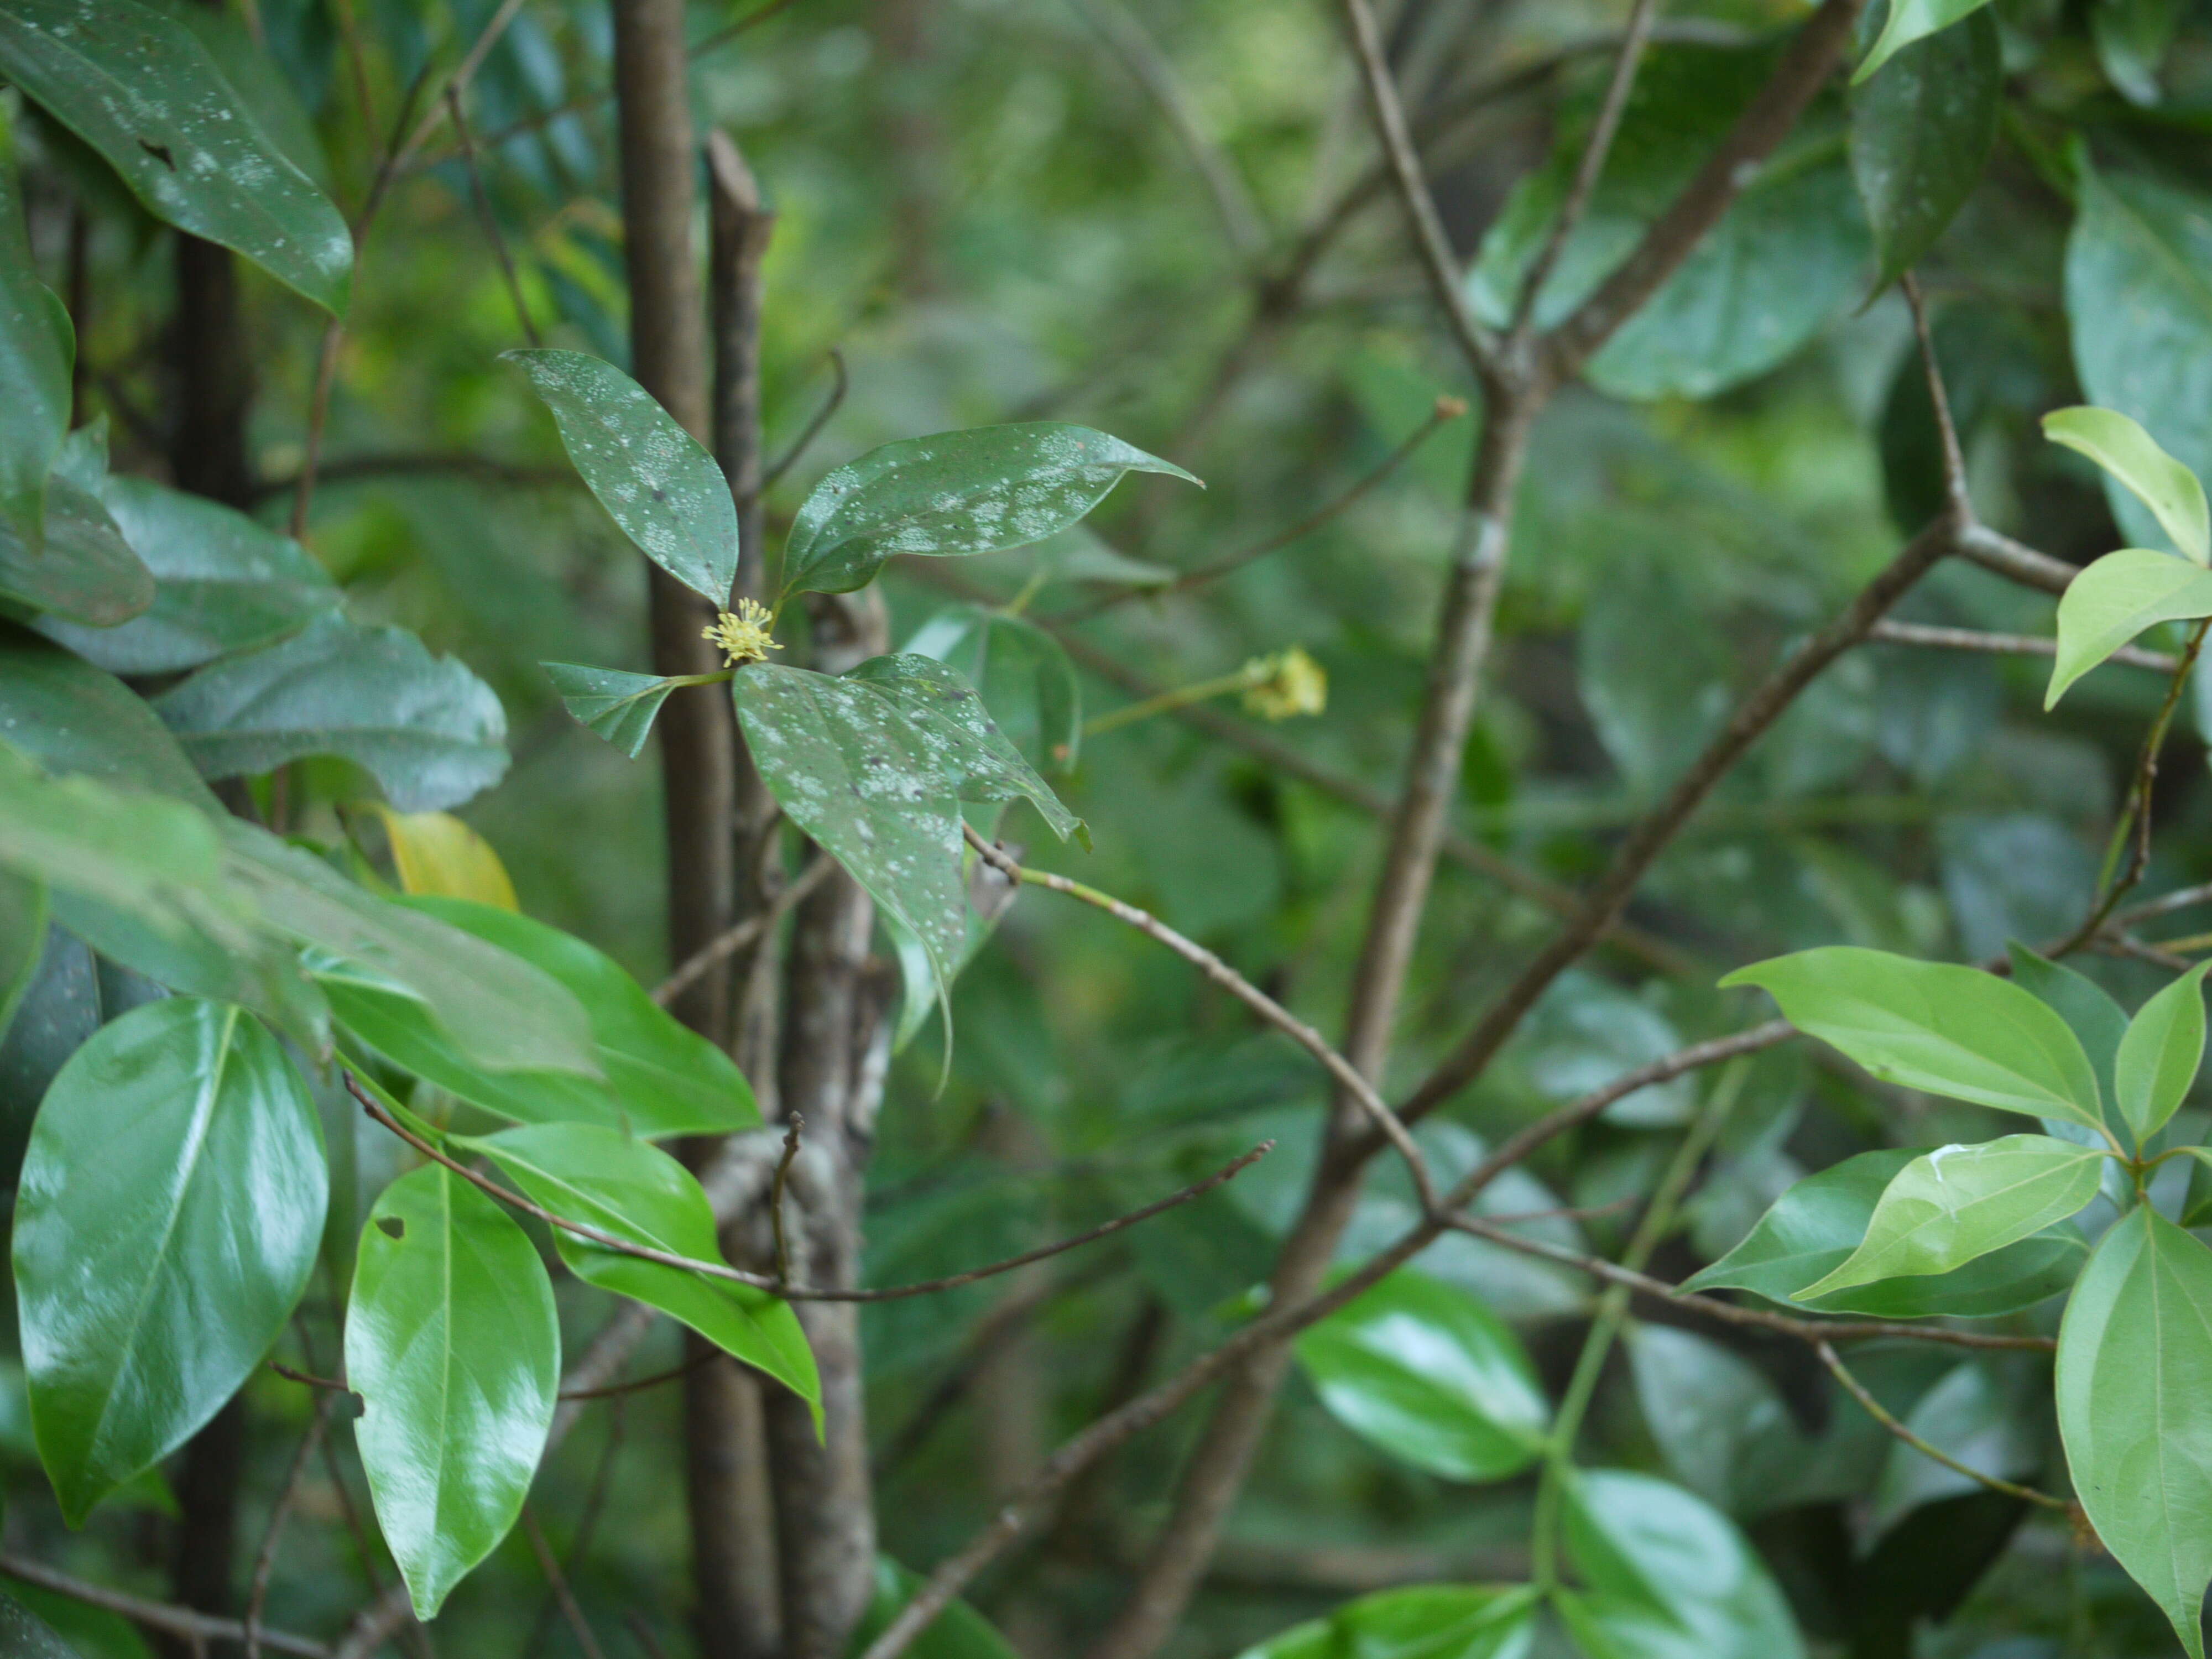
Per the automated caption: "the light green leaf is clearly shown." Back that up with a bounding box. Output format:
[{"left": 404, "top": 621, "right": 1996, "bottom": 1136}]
[
  {"left": 14, "top": 999, "right": 325, "bottom": 1525},
  {"left": 2067, "top": 163, "right": 2212, "bottom": 557},
  {"left": 390, "top": 898, "right": 757, "bottom": 1136},
  {"left": 1848, "top": 7, "right": 2000, "bottom": 290},
  {"left": 35, "top": 474, "right": 338, "bottom": 674},
  {"left": 1292, "top": 1268, "right": 1549, "bottom": 1482},
  {"left": 507, "top": 349, "right": 735, "bottom": 605},
  {"left": 1684, "top": 1147, "right": 2088, "bottom": 1318},
  {"left": 0, "top": 477, "right": 154, "bottom": 628},
  {"left": 0, "top": 0, "right": 351, "bottom": 313},
  {"left": 540, "top": 662, "right": 691, "bottom": 759},
  {"left": 1722, "top": 947, "right": 2105, "bottom": 1130},
  {"left": 2044, "top": 406, "right": 2210, "bottom": 565},
  {"left": 1556, "top": 1468, "right": 1804, "bottom": 1659},
  {"left": 2114, "top": 962, "right": 2210, "bottom": 1145},
  {"left": 151, "top": 613, "right": 509, "bottom": 812},
  {"left": 1228, "top": 1584, "right": 1539, "bottom": 1659},
  {"left": 461, "top": 1122, "right": 818, "bottom": 1421},
  {"left": 2057, "top": 1207, "right": 2212, "bottom": 1659},
  {"left": 781, "top": 423, "right": 1199, "bottom": 598},
  {"left": 2047, "top": 549, "right": 2212, "bottom": 708},
  {"left": 0, "top": 118, "right": 69, "bottom": 539},
  {"left": 1796, "top": 1135, "right": 2107, "bottom": 1299},
  {"left": 1854, "top": 0, "right": 1997, "bottom": 85},
  {"left": 346, "top": 1163, "right": 558, "bottom": 1618}
]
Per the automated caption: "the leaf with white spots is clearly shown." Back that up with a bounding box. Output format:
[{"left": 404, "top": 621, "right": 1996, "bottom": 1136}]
[
  {"left": 781, "top": 422, "right": 1200, "bottom": 598},
  {"left": 508, "top": 349, "right": 738, "bottom": 606}
]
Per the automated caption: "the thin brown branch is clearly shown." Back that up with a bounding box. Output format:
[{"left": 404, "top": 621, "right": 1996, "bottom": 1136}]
[
  {"left": 254, "top": 452, "right": 579, "bottom": 503},
  {"left": 1815, "top": 1341, "right": 2071, "bottom": 1508},
  {"left": 770, "top": 1114, "right": 804, "bottom": 1287},
  {"left": 1902, "top": 273, "right": 1968, "bottom": 514},
  {"left": 521, "top": 1507, "right": 611, "bottom": 1659},
  {"left": 0, "top": 1551, "right": 331, "bottom": 1659},
  {"left": 1335, "top": 0, "right": 1496, "bottom": 377},
  {"left": 270, "top": 1360, "right": 352, "bottom": 1394},
  {"left": 446, "top": 85, "right": 541, "bottom": 348},
  {"left": 2112, "top": 881, "right": 2212, "bottom": 928},
  {"left": 1868, "top": 619, "right": 2177, "bottom": 674},
  {"left": 246, "top": 1399, "right": 333, "bottom": 1658},
  {"left": 968, "top": 825, "right": 1438, "bottom": 1211},
  {"left": 557, "top": 1345, "right": 723, "bottom": 1402},
  {"left": 691, "top": 0, "right": 808, "bottom": 59},
  {"left": 1953, "top": 522, "right": 2079, "bottom": 596},
  {"left": 654, "top": 854, "right": 832, "bottom": 1006},
  {"left": 761, "top": 349, "right": 849, "bottom": 492}
]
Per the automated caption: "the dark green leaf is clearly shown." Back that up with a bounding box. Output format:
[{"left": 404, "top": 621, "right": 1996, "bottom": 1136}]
[
  {"left": 0, "top": 120, "right": 70, "bottom": 539},
  {"left": 2057, "top": 1207, "right": 2212, "bottom": 1659},
  {"left": 1796, "top": 1135, "right": 2107, "bottom": 1298},
  {"left": 0, "top": 629, "right": 215, "bottom": 805},
  {"left": 1684, "top": 1147, "right": 2089, "bottom": 1318},
  {"left": 0, "top": 477, "right": 153, "bottom": 628},
  {"left": 1721, "top": 947, "right": 2105, "bottom": 1130},
  {"left": 0, "top": 0, "right": 351, "bottom": 312},
  {"left": 0, "top": 872, "right": 44, "bottom": 1046},
  {"left": 0, "top": 1593, "right": 83, "bottom": 1658},
  {"left": 1869, "top": 1360, "right": 2039, "bottom": 1532},
  {"left": 2115, "top": 962, "right": 2209, "bottom": 1145},
  {"left": 904, "top": 604, "right": 1083, "bottom": 774},
  {"left": 2047, "top": 550, "right": 2212, "bottom": 709},
  {"left": 1228, "top": 1584, "right": 1540, "bottom": 1659},
  {"left": 540, "top": 662, "right": 688, "bottom": 759},
  {"left": 151, "top": 613, "right": 509, "bottom": 812},
  {"left": 35, "top": 475, "right": 338, "bottom": 674},
  {"left": 847, "top": 1556, "right": 1020, "bottom": 1659},
  {"left": 0, "top": 928, "right": 99, "bottom": 1183},
  {"left": 508, "top": 349, "right": 735, "bottom": 605},
  {"left": 14, "top": 999, "right": 325, "bottom": 1525},
  {"left": 1292, "top": 1269, "right": 1549, "bottom": 1482},
  {"left": 2008, "top": 943, "right": 2128, "bottom": 1109},
  {"left": 1627, "top": 1324, "right": 1808, "bottom": 1516},
  {"left": 781, "top": 423, "right": 1199, "bottom": 598},
  {"left": 1848, "top": 7, "right": 1999, "bottom": 290},
  {"left": 1855, "top": 1, "right": 1997, "bottom": 85},
  {"left": 1556, "top": 1468, "right": 1805, "bottom": 1659},
  {"left": 462, "top": 1122, "right": 818, "bottom": 1418},
  {"left": 2093, "top": 0, "right": 2184, "bottom": 106},
  {"left": 346, "top": 1162, "right": 559, "bottom": 1618}
]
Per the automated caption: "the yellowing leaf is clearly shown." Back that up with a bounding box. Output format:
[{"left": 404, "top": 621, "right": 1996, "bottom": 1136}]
[{"left": 374, "top": 807, "right": 519, "bottom": 912}]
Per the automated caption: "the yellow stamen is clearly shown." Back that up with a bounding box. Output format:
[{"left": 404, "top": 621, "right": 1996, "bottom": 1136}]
[{"left": 703, "top": 599, "right": 782, "bottom": 667}]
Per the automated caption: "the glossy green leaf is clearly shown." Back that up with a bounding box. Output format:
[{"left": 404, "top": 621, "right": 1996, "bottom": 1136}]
[
  {"left": 1723, "top": 947, "right": 2104, "bottom": 1129},
  {"left": 2114, "top": 963, "right": 2210, "bottom": 1145},
  {"left": 540, "top": 662, "right": 690, "bottom": 759},
  {"left": 2044, "top": 406, "right": 2210, "bottom": 565},
  {"left": 2008, "top": 943, "right": 2128, "bottom": 1108},
  {"left": 2067, "top": 163, "right": 2212, "bottom": 556},
  {"left": 1627, "top": 1324, "right": 1808, "bottom": 1517},
  {"left": 2047, "top": 549, "right": 2212, "bottom": 708},
  {"left": 1869, "top": 1360, "right": 2039, "bottom": 1532},
  {"left": 1229, "top": 1584, "right": 1539, "bottom": 1659},
  {"left": 14, "top": 999, "right": 325, "bottom": 1524},
  {"left": 1556, "top": 1468, "right": 1804, "bottom": 1659},
  {"left": 35, "top": 475, "right": 338, "bottom": 674},
  {"left": 1848, "top": 7, "right": 1999, "bottom": 290},
  {"left": 151, "top": 613, "right": 508, "bottom": 812},
  {"left": 392, "top": 898, "right": 755, "bottom": 1136},
  {"left": 507, "top": 349, "right": 735, "bottom": 605},
  {"left": 904, "top": 604, "right": 1083, "bottom": 774},
  {"left": 163, "top": 0, "right": 331, "bottom": 193},
  {"left": 1685, "top": 1147, "right": 2089, "bottom": 1318},
  {"left": 1855, "top": 0, "right": 1996, "bottom": 85},
  {"left": 1796, "top": 1135, "right": 2107, "bottom": 1299},
  {"left": 462, "top": 1122, "right": 818, "bottom": 1419},
  {"left": 849, "top": 1556, "right": 1020, "bottom": 1659},
  {"left": 0, "top": 477, "right": 153, "bottom": 628},
  {"left": 2057, "top": 1207, "right": 2212, "bottom": 1659},
  {"left": 1292, "top": 1269, "right": 1548, "bottom": 1482},
  {"left": 222, "top": 820, "right": 596, "bottom": 1078},
  {"left": 346, "top": 1162, "right": 559, "bottom": 1618},
  {"left": 0, "top": 0, "right": 351, "bottom": 312},
  {"left": 0, "top": 118, "right": 69, "bottom": 539},
  {"left": 781, "top": 422, "right": 1199, "bottom": 598}
]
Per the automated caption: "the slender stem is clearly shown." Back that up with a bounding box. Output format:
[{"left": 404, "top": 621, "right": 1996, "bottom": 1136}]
[
  {"left": 446, "top": 85, "right": 540, "bottom": 347},
  {"left": 244, "top": 1399, "right": 332, "bottom": 1658},
  {"left": 521, "top": 1506, "right": 611, "bottom": 1659},
  {"left": 1868, "top": 619, "right": 2176, "bottom": 674},
  {"left": 0, "top": 1552, "right": 331, "bottom": 1659},
  {"left": 1902, "top": 273, "right": 1970, "bottom": 513},
  {"left": 1083, "top": 666, "right": 1264, "bottom": 735},
  {"left": 761, "top": 349, "right": 849, "bottom": 492},
  {"left": 653, "top": 852, "right": 830, "bottom": 1008},
  {"left": 770, "top": 1114, "right": 804, "bottom": 1287},
  {"left": 1814, "top": 1342, "right": 2071, "bottom": 1511}
]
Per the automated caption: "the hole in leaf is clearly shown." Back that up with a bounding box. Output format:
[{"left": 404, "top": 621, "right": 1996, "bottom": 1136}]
[
  {"left": 137, "top": 139, "right": 176, "bottom": 170},
  {"left": 377, "top": 1217, "right": 405, "bottom": 1239}
]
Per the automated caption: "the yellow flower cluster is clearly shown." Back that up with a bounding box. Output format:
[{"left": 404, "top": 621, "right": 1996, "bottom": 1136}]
[
  {"left": 703, "top": 599, "right": 782, "bottom": 667},
  {"left": 1240, "top": 646, "right": 1327, "bottom": 721}
]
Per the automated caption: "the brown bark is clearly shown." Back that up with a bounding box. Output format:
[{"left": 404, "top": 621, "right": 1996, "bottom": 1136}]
[{"left": 170, "top": 233, "right": 255, "bottom": 506}]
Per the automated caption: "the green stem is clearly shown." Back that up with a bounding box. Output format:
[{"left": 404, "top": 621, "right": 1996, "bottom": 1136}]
[
  {"left": 1083, "top": 666, "right": 1259, "bottom": 736},
  {"left": 1528, "top": 1058, "right": 1748, "bottom": 1591}
]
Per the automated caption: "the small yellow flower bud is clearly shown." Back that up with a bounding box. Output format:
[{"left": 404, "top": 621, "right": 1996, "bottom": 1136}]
[
  {"left": 1240, "top": 646, "right": 1327, "bottom": 721},
  {"left": 703, "top": 599, "right": 782, "bottom": 667}
]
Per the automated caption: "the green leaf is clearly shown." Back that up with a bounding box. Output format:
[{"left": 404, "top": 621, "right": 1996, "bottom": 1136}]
[
  {"left": 2114, "top": 962, "right": 2210, "bottom": 1145},
  {"left": 1228, "top": 1585, "right": 1540, "bottom": 1659},
  {"left": 0, "top": 629, "right": 216, "bottom": 805},
  {"left": 1684, "top": 1147, "right": 2089, "bottom": 1318},
  {"left": 2093, "top": 0, "right": 2185, "bottom": 106},
  {"left": 2057, "top": 1207, "right": 2212, "bottom": 1659},
  {"left": 1556, "top": 1468, "right": 1805, "bottom": 1659},
  {"left": 0, "top": 119, "right": 70, "bottom": 539},
  {"left": 1854, "top": 1, "right": 1996, "bottom": 85},
  {"left": 2067, "top": 163, "right": 2212, "bottom": 557},
  {"left": 540, "top": 662, "right": 690, "bottom": 759},
  {"left": 1868, "top": 1360, "right": 2039, "bottom": 1532},
  {"left": 1626, "top": 1324, "right": 1809, "bottom": 1517},
  {"left": 2047, "top": 549, "right": 2212, "bottom": 709},
  {"left": 14, "top": 999, "right": 325, "bottom": 1525},
  {"left": 0, "top": 1593, "right": 85, "bottom": 1658},
  {"left": 150, "top": 613, "right": 509, "bottom": 813},
  {"left": 848, "top": 1556, "right": 1021, "bottom": 1659},
  {"left": 0, "top": 871, "right": 43, "bottom": 1044},
  {"left": 507, "top": 349, "right": 735, "bottom": 605},
  {"left": 388, "top": 898, "right": 757, "bottom": 1136},
  {"left": 0, "top": 0, "right": 351, "bottom": 313},
  {"left": 2043, "top": 406, "right": 2210, "bottom": 565},
  {"left": 461, "top": 1122, "right": 819, "bottom": 1420},
  {"left": 1848, "top": 7, "right": 1999, "bottom": 290},
  {"left": 1796, "top": 1135, "right": 2107, "bottom": 1300},
  {"left": 34, "top": 474, "right": 339, "bottom": 674},
  {"left": 1722, "top": 947, "right": 2105, "bottom": 1130},
  {"left": 781, "top": 422, "right": 1199, "bottom": 598},
  {"left": 1292, "top": 1268, "right": 1549, "bottom": 1482},
  {"left": 0, "top": 477, "right": 154, "bottom": 628},
  {"left": 346, "top": 1162, "right": 559, "bottom": 1618},
  {"left": 2008, "top": 942, "right": 2128, "bottom": 1109},
  {"left": 904, "top": 604, "right": 1083, "bottom": 774},
  {"left": 222, "top": 819, "right": 597, "bottom": 1079}
]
